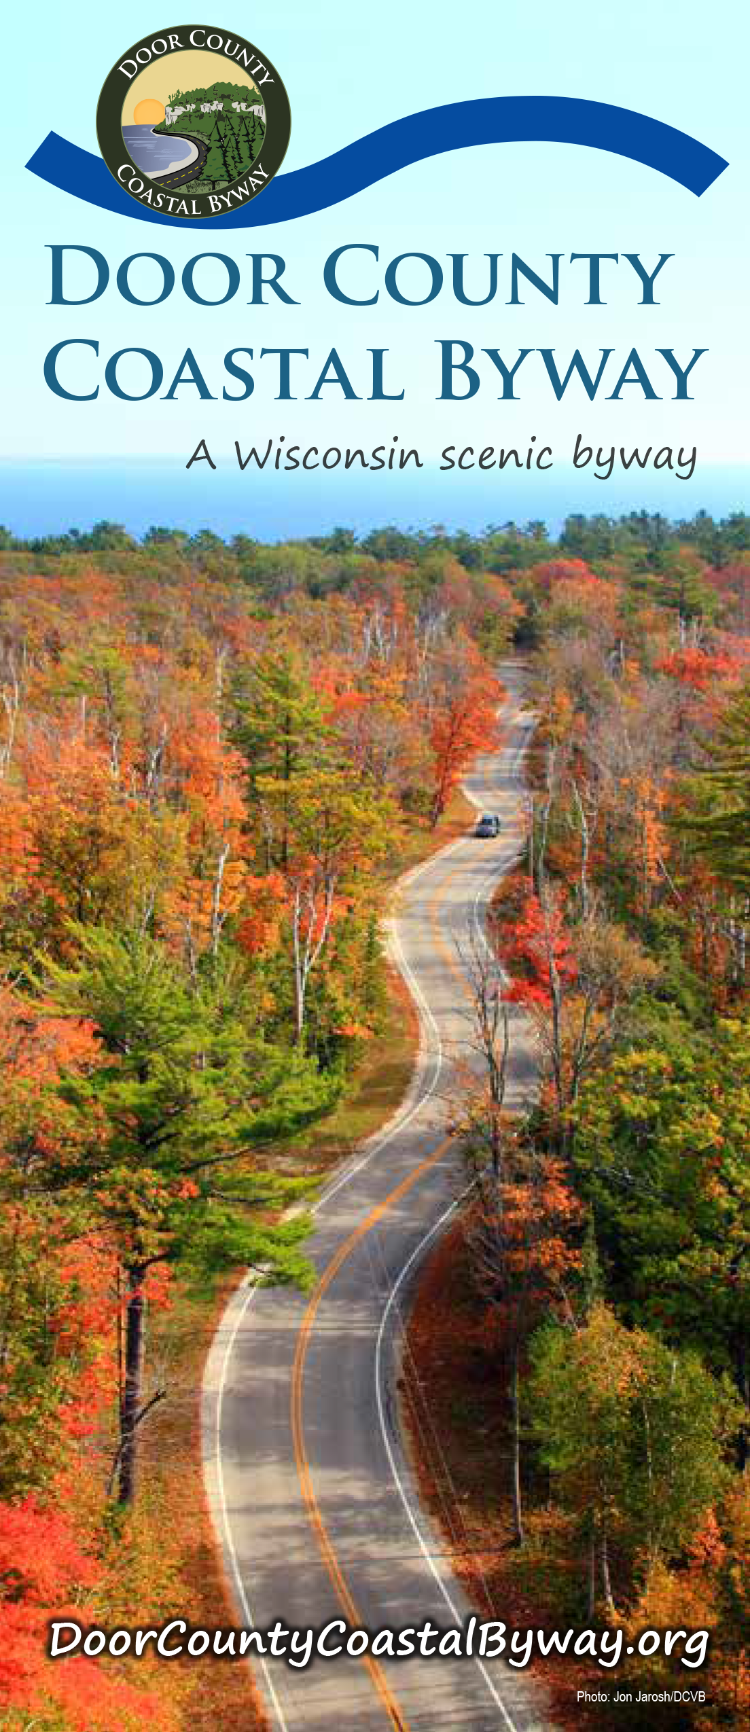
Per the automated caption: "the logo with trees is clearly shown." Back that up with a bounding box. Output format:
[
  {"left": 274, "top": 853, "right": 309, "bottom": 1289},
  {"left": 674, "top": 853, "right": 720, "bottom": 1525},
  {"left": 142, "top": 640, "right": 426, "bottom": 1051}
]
[{"left": 97, "top": 25, "right": 291, "bottom": 218}]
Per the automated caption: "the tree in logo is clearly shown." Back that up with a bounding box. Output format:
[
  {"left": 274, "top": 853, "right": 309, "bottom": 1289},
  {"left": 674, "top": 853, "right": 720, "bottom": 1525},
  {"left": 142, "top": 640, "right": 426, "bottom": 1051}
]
[
  {"left": 97, "top": 29, "right": 289, "bottom": 217},
  {"left": 205, "top": 134, "right": 230, "bottom": 189}
]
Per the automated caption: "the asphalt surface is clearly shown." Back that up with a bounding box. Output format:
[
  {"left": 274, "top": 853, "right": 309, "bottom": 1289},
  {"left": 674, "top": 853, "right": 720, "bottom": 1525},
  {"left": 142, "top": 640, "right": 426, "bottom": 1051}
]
[
  {"left": 153, "top": 132, "right": 207, "bottom": 189},
  {"left": 203, "top": 664, "right": 554, "bottom": 1731}
]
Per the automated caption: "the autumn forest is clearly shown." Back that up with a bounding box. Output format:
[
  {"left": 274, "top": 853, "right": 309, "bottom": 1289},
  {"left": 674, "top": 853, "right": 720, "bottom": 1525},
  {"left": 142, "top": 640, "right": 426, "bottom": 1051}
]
[{"left": 0, "top": 509, "right": 747, "bottom": 1728}]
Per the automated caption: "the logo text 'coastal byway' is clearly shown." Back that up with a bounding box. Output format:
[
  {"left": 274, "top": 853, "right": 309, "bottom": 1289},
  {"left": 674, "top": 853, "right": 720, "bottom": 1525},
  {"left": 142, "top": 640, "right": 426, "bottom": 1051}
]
[{"left": 96, "top": 25, "right": 291, "bottom": 219}]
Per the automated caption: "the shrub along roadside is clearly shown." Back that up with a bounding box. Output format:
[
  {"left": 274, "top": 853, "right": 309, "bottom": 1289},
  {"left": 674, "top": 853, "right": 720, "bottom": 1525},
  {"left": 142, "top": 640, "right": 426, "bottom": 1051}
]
[{"left": 81, "top": 779, "right": 472, "bottom": 1729}]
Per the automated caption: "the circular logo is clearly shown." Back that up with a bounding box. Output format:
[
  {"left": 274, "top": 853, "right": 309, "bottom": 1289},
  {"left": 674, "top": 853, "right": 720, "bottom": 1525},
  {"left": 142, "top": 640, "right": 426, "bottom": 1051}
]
[{"left": 96, "top": 24, "right": 291, "bottom": 219}]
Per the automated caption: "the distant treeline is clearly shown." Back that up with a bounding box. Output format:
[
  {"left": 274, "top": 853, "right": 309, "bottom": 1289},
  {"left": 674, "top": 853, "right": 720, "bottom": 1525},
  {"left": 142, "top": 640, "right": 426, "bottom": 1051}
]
[
  {"left": 2, "top": 510, "right": 748, "bottom": 569},
  {"left": 152, "top": 80, "right": 265, "bottom": 189},
  {"left": 157, "top": 79, "right": 263, "bottom": 125}
]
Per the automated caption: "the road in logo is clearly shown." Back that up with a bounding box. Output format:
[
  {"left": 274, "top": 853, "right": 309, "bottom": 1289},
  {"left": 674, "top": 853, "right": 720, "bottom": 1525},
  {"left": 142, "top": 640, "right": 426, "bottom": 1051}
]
[{"left": 96, "top": 24, "right": 291, "bottom": 218}]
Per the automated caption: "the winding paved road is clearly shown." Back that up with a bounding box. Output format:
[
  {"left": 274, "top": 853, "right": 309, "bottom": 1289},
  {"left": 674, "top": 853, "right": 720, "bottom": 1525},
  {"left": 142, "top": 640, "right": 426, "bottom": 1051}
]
[
  {"left": 152, "top": 132, "right": 207, "bottom": 189},
  {"left": 203, "top": 664, "right": 554, "bottom": 1730}
]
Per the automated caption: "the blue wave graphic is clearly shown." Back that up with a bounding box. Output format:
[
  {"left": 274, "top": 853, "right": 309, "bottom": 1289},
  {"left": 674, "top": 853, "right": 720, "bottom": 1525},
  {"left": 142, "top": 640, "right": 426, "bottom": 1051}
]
[{"left": 26, "top": 96, "right": 728, "bottom": 227}]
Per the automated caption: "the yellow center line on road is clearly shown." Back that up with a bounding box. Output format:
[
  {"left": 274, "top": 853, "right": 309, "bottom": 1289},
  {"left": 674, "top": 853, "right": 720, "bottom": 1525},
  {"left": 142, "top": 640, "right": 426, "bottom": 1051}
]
[
  {"left": 289, "top": 783, "right": 529, "bottom": 1725},
  {"left": 429, "top": 858, "right": 478, "bottom": 993},
  {"left": 289, "top": 850, "right": 481, "bottom": 1728},
  {"left": 290, "top": 1129, "right": 453, "bottom": 1731}
]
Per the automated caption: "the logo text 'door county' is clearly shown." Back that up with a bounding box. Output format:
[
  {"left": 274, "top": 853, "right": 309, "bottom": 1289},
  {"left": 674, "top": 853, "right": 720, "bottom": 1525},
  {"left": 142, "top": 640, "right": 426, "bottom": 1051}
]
[{"left": 96, "top": 25, "right": 291, "bottom": 219}]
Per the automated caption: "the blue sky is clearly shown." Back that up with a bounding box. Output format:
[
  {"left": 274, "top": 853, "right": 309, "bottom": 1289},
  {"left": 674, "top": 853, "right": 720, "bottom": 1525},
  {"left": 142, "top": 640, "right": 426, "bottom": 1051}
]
[{"left": 3, "top": 0, "right": 748, "bottom": 533}]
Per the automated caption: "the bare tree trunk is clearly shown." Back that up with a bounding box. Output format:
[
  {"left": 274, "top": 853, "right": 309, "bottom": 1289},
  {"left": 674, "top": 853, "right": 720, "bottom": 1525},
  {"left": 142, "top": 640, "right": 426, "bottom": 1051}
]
[
  {"left": 534, "top": 744, "right": 556, "bottom": 893},
  {"left": 291, "top": 878, "right": 336, "bottom": 1045},
  {"left": 599, "top": 1529, "right": 616, "bottom": 1619},
  {"left": 458, "top": 926, "right": 510, "bottom": 1177},
  {"left": 293, "top": 976, "right": 305, "bottom": 1044},
  {"left": 548, "top": 948, "right": 565, "bottom": 1140},
  {"left": 572, "top": 779, "right": 590, "bottom": 919},
  {"left": 510, "top": 1340, "right": 525, "bottom": 1546},
  {"left": 291, "top": 888, "right": 306, "bottom": 1045},
  {"left": 118, "top": 1265, "right": 145, "bottom": 1506},
  {"left": 0, "top": 658, "right": 21, "bottom": 779},
  {"left": 210, "top": 841, "right": 230, "bottom": 955}
]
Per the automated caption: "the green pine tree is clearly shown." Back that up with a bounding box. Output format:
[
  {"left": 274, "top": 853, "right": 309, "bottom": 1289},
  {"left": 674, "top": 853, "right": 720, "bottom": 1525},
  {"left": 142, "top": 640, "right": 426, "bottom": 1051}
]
[
  {"left": 43, "top": 926, "right": 327, "bottom": 1503},
  {"left": 204, "top": 137, "right": 229, "bottom": 188},
  {"left": 222, "top": 124, "right": 242, "bottom": 182},
  {"left": 679, "top": 678, "right": 750, "bottom": 891},
  {"left": 232, "top": 649, "right": 331, "bottom": 866},
  {"left": 237, "top": 116, "right": 256, "bottom": 173},
  {"left": 250, "top": 113, "right": 265, "bottom": 159}
]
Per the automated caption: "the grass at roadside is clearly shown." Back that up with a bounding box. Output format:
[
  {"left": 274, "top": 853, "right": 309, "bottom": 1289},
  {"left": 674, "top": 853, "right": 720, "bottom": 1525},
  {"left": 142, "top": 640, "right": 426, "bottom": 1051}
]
[
  {"left": 385, "top": 782, "right": 477, "bottom": 877},
  {"left": 281, "top": 961, "right": 419, "bottom": 1178},
  {"left": 286, "top": 782, "right": 477, "bottom": 1179},
  {"left": 401, "top": 1219, "right": 602, "bottom": 1731},
  {"left": 106, "top": 780, "right": 479, "bottom": 1729},
  {"left": 94, "top": 1276, "right": 268, "bottom": 1730}
]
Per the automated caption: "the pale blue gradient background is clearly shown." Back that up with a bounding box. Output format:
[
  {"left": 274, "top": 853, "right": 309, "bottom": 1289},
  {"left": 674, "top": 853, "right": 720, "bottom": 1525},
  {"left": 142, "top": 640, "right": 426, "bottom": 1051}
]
[{"left": 2, "top": 0, "right": 748, "bottom": 534}]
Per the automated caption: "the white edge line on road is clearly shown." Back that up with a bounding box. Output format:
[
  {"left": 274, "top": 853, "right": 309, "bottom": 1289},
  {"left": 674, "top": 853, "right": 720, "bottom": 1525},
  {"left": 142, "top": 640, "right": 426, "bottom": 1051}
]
[
  {"left": 374, "top": 1190, "right": 522, "bottom": 1732},
  {"left": 208, "top": 687, "right": 532, "bottom": 1732},
  {"left": 211, "top": 1273, "right": 291, "bottom": 1732},
  {"left": 371, "top": 718, "right": 535, "bottom": 1732},
  {"left": 207, "top": 826, "right": 464, "bottom": 1730},
  {"left": 368, "top": 703, "right": 533, "bottom": 1732},
  {"left": 313, "top": 787, "right": 509, "bottom": 1212}
]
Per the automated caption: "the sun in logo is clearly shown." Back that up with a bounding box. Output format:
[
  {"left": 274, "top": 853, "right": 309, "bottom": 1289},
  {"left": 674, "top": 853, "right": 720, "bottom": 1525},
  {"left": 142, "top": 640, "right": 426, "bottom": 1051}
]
[
  {"left": 97, "top": 27, "right": 290, "bottom": 218},
  {"left": 133, "top": 98, "right": 166, "bottom": 125}
]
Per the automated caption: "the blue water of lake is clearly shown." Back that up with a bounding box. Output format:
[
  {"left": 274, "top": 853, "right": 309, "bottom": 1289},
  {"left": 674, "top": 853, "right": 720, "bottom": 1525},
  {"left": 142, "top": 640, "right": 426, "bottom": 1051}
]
[{"left": 122, "top": 125, "right": 197, "bottom": 175}]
